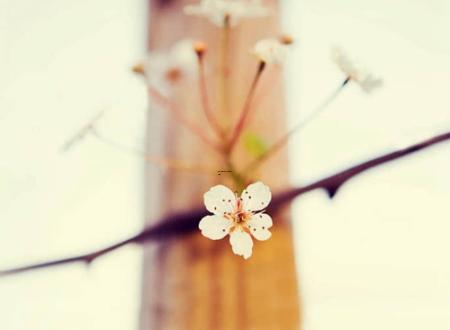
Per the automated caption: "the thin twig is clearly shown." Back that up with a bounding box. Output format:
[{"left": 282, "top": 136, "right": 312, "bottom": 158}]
[
  {"left": 243, "top": 77, "right": 350, "bottom": 174},
  {"left": 270, "top": 130, "right": 450, "bottom": 205},
  {"left": 59, "top": 110, "right": 105, "bottom": 153},
  {"left": 0, "top": 208, "right": 207, "bottom": 276},
  {"left": 2, "top": 129, "right": 449, "bottom": 276}
]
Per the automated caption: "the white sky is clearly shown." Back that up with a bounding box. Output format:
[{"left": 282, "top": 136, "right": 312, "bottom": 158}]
[{"left": 1, "top": 0, "right": 450, "bottom": 329}]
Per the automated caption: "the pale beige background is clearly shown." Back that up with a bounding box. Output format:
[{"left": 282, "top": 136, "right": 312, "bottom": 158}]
[{"left": 284, "top": 1, "right": 450, "bottom": 329}]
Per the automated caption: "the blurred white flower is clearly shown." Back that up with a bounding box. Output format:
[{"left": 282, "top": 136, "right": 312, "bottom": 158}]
[
  {"left": 252, "top": 38, "right": 290, "bottom": 65},
  {"left": 199, "top": 181, "right": 273, "bottom": 259},
  {"left": 139, "top": 39, "right": 198, "bottom": 95},
  {"left": 184, "top": 0, "right": 269, "bottom": 27},
  {"left": 332, "top": 47, "right": 383, "bottom": 93}
]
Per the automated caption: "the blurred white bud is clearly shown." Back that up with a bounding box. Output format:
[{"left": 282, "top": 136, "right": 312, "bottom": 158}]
[
  {"left": 184, "top": 0, "right": 269, "bottom": 27},
  {"left": 252, "top": 38, "right": 290, "bottom": 65},
  {"left": 332, "top": 46, "right": 383, "bottom": 93},
  {"left": 139, "top": 39, "right": 198, "bottom": 95}
]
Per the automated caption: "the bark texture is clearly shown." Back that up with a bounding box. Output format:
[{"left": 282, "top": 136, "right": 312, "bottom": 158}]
[{"left": 141, "top": 1, "right": 301, "bottom": 329}]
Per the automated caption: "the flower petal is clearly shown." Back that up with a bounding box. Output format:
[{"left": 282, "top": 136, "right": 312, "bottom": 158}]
[
  {"left": 169, "top": 39, "right": 198, "bottom": 75},
  {"left": 204, "top": 184, "right": 237, "bottom": 215},
  {"left": 229, "top": 230, "right": 253, "bottom": 259},
  {"left": 241, "top": 181, "right": 271, "bottom": 212},
  {"left": 359, "top": 74, "right": 383, "bottom": 93},
  {"left": 253, "top": 39, "right": 288, "bottom": 65},
  {"left": 247, "top": 213, "right": 273, "bottom": 241},
  {"left": 331, "top": 46, "right": 382, "bottom": 93},
  {"left": 199, "top": 215, "right": 232, "bottom": 240}
]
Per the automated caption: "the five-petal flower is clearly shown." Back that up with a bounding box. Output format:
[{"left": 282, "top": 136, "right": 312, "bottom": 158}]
[
  {"left": 184, "top": 0, "right": 269, "bottom": 27},
  {"left": 199, "top": 181, "right": 273, "bottom": 259}
]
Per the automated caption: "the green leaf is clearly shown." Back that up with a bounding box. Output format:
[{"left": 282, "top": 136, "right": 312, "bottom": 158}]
[{"left": 243, "top": 131, "right": 268, "bottom": 157}]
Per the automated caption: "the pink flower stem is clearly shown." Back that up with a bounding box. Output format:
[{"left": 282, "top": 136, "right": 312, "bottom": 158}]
[
  {"left": 227, "top": 61, "right": 266, "bottom": 153},
  {"left": 148, "top": 87, "right": 222, "bottom": 153},
  {"left": 242, "top": 77, "right": 350, "bottom": 175},
  {"left": 197, "top": 54, "right": 225, "bottom": 139},
  {"left": 218, "top": 15, "right": 231, "bottom": 130}
]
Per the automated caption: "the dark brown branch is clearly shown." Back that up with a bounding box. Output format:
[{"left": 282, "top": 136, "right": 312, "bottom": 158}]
[
  {"left": 0, "top": 208, "right": 207, "bottom": 277},
  {"left": 269, "top": 130, "right": 450, "bottom": 210},
  {"left": 1, "top": 130, "right": 449, "bottom": 277}
]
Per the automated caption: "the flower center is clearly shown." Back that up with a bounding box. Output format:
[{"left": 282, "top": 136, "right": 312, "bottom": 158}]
[
  {"left": 234, "top": 211, "right": 251, "bottom": 225},
  {"left": 165, "top": 67, "right": 182, "bottom": 83}
]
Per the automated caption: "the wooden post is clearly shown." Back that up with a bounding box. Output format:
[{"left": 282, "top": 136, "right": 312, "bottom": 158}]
[{"left": 141, "top": 0, "right": 301, "bottom": 329}]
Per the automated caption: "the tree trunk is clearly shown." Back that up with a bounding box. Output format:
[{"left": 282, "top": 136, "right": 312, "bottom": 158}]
[{"left": 141, "top": 0, "right": 301, "bottom": 329}]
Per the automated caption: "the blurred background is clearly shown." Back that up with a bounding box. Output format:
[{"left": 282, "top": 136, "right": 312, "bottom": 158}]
[{"left": 1, "top": 0, "right": 450, "bottom": 329}]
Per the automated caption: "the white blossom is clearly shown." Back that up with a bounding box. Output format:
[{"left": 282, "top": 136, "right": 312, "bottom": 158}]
[
  {"left": 184, "top": 0, "right": 269, "bottom": 27},
  {"left": 252, "top": 38, "right": 289, "bottom": 65},
  {"left": 199, "top": 181, "right": 273, "bottom": 259},
  {"left": 332, "top": 47, "right": 382, "bottom": 93},
  {"left": 142, "top": 39, "right": 198, "bottom": 95}
]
